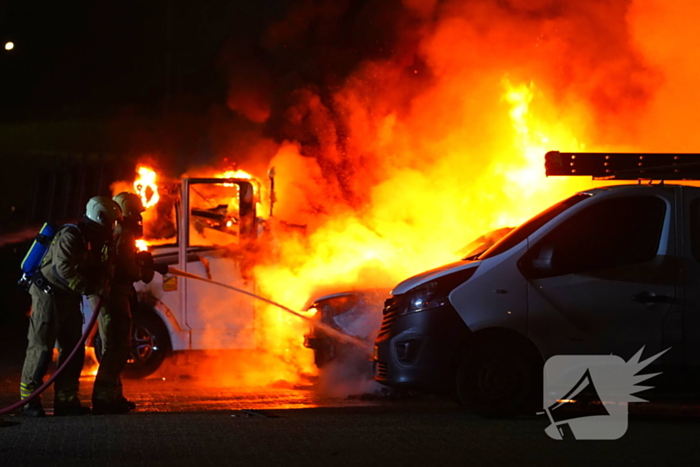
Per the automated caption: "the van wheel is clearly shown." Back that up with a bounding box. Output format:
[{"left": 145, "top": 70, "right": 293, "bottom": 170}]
[
  {"left": 92, "top": 310, "right": 170, "bottom": 379},
  {"left": 456, "top": 341, "right": 539, "bottom": 418},
  {"left": 123, "top": 312, "right": 170, "bottom": 379}
]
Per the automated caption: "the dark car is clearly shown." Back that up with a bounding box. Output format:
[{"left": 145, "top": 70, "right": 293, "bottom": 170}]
[{"left": 303, "top": 289, "right": 389, "bottom": 372}]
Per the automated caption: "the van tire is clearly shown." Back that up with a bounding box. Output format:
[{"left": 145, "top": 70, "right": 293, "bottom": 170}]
[
  {"left": 122, "top": 311, "right": 169, "bottom": 379},
  {"left": 93, "top": 309, "right": 170, "bottom": 379},
  {"left": 456, "top": 340, "right": 539, "bottom": 418}
]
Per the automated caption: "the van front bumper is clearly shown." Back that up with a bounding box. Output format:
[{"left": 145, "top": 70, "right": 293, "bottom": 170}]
[{"left": 373, "top": 302, "right": 470, "bottom": 394}]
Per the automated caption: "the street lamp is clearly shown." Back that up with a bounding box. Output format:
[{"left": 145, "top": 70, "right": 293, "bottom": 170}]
[{"left": 5, "top": 42, "right": 14, "bottom": 51}]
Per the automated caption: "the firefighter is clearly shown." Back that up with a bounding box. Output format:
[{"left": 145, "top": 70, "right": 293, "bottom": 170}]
[
  {"left": 20, "top": 196, "right": 121, "bottom": 417},
  {"left": 92, "top": 192, "right": 166, "bottom": 414}
]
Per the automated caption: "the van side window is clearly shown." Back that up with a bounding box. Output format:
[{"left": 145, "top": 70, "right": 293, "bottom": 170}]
[
  {"left": 690, "top": 199, "right": 700, "bottom": 262},
  {"left": 480, "top": 193, "right": 591, "bottom": 260},
  {"left": 526, "top": 196, "right": 666, "bottom": 277}
]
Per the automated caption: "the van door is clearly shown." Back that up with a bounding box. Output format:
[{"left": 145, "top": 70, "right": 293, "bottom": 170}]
[
  {"left": 680, "top": 187, "right": 700, "bottom": 386},
  {"left": 521, "top": 190, "right": 680, "bottom": 368},
  {"left": 181, "top": 179, "right": 257, "bottom": 350}
]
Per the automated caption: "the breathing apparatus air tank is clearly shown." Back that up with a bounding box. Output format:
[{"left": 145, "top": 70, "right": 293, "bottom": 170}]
[{"left": 18, "top": 222, "right": 57, "bottom": 289}]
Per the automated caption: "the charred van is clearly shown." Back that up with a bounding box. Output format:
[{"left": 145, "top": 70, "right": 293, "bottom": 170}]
[{"left": 86, "top": 175, "right": 263, "bottom": 378}]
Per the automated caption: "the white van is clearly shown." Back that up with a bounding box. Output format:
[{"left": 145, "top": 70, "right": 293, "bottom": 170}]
[{"left": 374, "top": 152, "right": 700, "bottom": 416}]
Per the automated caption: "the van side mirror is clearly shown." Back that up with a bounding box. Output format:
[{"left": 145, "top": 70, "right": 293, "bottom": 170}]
[{"left": 531, "top": 245, "right": 554, "bottom": 271}]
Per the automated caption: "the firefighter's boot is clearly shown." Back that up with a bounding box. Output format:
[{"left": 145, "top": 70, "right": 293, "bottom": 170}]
[
  {"left": 54, "top": 392, "right": 90, "bottom": 416},
  {"left": 92, "top": 398, "right": 132, "bottom": 415},
  {"left": 117, "top": 395, "right": 136, "bottom": 411},
  {"left": 93, "top": 380, "right": 134, "bottom": 414},
  {"left": 20, "top": 381, "right": 45, "bottom": 417},
  {"left": 22, "top": 401, "right": 46, "bottom": 418}
]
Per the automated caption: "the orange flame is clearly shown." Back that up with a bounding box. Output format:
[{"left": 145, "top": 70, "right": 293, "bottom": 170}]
[
  {"left": 220, "top": 169, "right": 253, "bottom": 180},
  {"left": 80, "top": 346, "right": 99, "bottom": 379},
  {"left": 135, "top": 239, "right": 149, "bottom": 252},
  {"left": 134, "top": 166, "right": 160, "bottom": 209}
]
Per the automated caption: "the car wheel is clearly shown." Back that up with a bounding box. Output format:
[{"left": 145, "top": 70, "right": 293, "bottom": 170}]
[
  {"left": 456, "top": 340, "right": 540, "bottom": 418},
  {"left": 122, "top": 312, "right": 170, "bottom": 379}
]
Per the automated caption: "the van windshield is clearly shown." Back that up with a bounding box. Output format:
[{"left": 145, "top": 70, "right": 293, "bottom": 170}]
[
  {"left": 477, "top": 193, "right": 592, "bottom": 260},
  {"left": 461, "top": 227, "right": 514, "bottom": 260}
]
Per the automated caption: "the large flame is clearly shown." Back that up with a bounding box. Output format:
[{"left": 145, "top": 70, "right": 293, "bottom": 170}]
[
  {"left": 252, "top": 78, "right": 597, "bottom": 332},
  {"left": 112, "top": 78, "right": 615, "bottom": 390}
]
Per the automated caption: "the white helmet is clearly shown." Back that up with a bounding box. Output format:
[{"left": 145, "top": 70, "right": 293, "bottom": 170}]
[
  {"left": 85, "top": 196, "right": 122, "bottom": 228},
  {"left": 113, "top": 192, "right": 145, "bottom": 220}
]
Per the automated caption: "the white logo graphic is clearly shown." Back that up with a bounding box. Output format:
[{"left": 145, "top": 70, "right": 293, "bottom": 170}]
[{"left": 543, "top": 347, "right": 668, "bottom": 440}]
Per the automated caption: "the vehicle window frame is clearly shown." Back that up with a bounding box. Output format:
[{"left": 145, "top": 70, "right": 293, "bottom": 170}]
[
  {"left": 690, "top": 198, "right": 700, "bottom": 262},
  {"left": 478, "top": 193, "right": 592, "bottom": 260},
  {"left": 521, "top": 194, "right": 667, "bottom": 279},
  {"left": 186, "top": 180, "right": 257, "bottom": 250}
]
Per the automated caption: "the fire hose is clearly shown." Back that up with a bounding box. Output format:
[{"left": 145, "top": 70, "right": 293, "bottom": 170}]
[
  {"left": 0, "top": 296, "right": 103, "bottom": 416},
  {"left": 166, "top": 267, "right": 372, "bottom": 352}
]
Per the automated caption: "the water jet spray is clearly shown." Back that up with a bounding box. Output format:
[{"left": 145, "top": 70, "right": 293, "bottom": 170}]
[{"left": 166, "top": 267, "right": 373, "bottom": 353}]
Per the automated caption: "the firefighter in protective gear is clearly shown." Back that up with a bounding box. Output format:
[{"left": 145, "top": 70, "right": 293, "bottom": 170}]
[
  {"left": 20, "top": 196, "right": 121, "bottom": 417},
  {"left": 92, "top": 192, "right": 164, "bottom": 414}
]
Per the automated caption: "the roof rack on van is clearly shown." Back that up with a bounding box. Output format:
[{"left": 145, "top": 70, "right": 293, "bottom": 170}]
[{"left": 545, "top": 151, "right": 700, "bottom": 180}]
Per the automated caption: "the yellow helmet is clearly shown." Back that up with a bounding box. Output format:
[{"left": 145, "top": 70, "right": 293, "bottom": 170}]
[{"left": 113, "top": 192, "right": 145, "bottom": 220}]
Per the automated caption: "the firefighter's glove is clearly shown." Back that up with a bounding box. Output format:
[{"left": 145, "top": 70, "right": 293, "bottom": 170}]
[
  {"left": 86, "top": 284, "right": 110, "bottom": 300},
  {"left": 152, "top": 263, "right": 169, "bottom": 275}
]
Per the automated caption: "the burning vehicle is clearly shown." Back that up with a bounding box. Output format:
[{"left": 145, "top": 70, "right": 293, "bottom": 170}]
[
  {"left": 302, "top": 229, "right": 513, "bottom": 378},
  {"left": 303, "top": 289, "right": 389, "bottom": 372},
  {"left": 375, "top": 152, "right": 700, "bottom": 417},
  {"left": 86, "top": 167, "right": 275, "bottom": 378}
]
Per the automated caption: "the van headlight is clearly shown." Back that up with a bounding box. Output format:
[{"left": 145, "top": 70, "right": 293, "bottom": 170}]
[
  {"left": 401, "top": 281, "right": 446, "bottom": 315},
  {"left": 398, "top": 266, "right": 479, "bottom": 316}
]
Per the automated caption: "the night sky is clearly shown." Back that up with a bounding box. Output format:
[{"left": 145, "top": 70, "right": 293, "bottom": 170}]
[
  {"left": 0, "top": 0, "right": 404, "bottom": 120},
  {"left": 0, "top": 1, "right": 289, "bottom": 121}
]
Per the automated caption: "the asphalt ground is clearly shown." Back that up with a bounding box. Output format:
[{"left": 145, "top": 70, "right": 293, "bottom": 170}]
[
  {"left": 2, "top": 363, "right": 700, "bottom": 467},
  {"left": 3, "top": 396, "right": 700, "bottom": 467},
  {"left": 3, "top": 348, "right": 700, "bottom": 466}
]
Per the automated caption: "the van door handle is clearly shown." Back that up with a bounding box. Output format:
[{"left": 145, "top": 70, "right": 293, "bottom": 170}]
[{"left": 632, "top": 291, "right": 668, "bottom": 304}]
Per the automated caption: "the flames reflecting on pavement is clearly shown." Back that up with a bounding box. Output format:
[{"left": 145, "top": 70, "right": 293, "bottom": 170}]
[{"left": 74, "top": 377, "right": 381, "bottom": 412}]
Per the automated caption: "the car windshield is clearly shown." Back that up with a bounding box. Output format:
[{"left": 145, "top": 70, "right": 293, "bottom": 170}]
[{"left": 477, "top": 193, "right": 592, "bottom": 260}]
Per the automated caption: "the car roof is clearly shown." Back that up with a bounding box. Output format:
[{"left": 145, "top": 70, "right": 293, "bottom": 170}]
[{"left": 580, "top": 183, "right": 700, "bottom": 195}]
